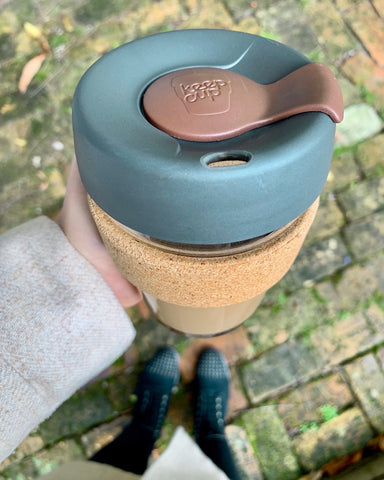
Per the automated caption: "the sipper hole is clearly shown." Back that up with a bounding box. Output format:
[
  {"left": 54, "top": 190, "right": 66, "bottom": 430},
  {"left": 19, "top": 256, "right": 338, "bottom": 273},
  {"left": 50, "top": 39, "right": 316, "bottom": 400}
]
[{"left": 203, "top": 151, "right": 252, "bottom": 168}]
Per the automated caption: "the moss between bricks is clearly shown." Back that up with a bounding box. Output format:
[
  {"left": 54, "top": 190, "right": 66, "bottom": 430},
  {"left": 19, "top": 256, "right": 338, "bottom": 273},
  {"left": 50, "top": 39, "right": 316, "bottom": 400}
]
[
  {"left": 299, "top": 404, "right": 339, "bottom": 433},
  {"left": 242, "top": 405, "right": 301, "bottom": 480}
]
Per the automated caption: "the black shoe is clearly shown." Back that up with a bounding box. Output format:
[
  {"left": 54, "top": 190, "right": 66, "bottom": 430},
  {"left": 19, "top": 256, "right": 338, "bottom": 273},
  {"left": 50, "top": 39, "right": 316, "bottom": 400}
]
[
  {"left": 193, "top": 347, "right": 230, "bottom": 444},
  {"left": 193, "top": 348, "right": 244, "bottom": 480},
  {"left": 132, "top": 346, "right": 180, "bottom": 440},
  {"left": 91, "top": 346, "right": 179, "bottom": 474}
]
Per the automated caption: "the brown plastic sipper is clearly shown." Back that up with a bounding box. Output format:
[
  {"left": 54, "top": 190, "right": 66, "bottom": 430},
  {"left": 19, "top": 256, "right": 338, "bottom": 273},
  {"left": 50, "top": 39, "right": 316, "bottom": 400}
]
[{"left": 143, "top": 63, "right": 343, "bottom": 142}]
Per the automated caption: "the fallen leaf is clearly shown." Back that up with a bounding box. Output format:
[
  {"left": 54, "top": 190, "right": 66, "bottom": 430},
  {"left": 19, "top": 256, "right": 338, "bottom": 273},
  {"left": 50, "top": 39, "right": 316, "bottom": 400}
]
[
  {"left": 37, "top": 171, "right": 49, "bottom": 191},
  {"left": 40, "top": 37, "right": 51, "bottom": 54},
  {"left": 14, "top": 138, "right": 27, "bottom": 148},
  {"left": 274, "top": 330, "right": 289, "bottom": 344},
  {"left": 378, "top": 435, "right": 384, "bottom": 452},
  {"left": 24, "top": 22, "right": 42, "bottom": 40},
  {"left": 321, "top": 450, "right": 363, "bottom": 476},
  {"left": 18, "top": 53, "right": 46, "bottom": 94},
  {"left": 1, "top": 103, "right": 17, "bottom": 114},
  {"left": 95, "top": 44, "right": 108, "bottom": 55},
  {"left": 367, "top": 435, "right": 382, "bottom": 449},
  {"left": 63, "top": 15, "right": 74, "bottom": 32}
]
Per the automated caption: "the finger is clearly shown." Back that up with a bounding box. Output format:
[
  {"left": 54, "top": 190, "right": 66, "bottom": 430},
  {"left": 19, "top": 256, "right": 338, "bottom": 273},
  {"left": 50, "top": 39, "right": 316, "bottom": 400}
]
[
  {"left": 92, "top": 248, "right": 143, "bottom": 308},
  {"left": 58, "top": 157, "right": 142, "bottom": 308}
]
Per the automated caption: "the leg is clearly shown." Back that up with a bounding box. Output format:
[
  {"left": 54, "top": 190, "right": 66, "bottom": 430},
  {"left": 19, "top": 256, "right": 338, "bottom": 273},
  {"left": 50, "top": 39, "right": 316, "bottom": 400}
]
[
  {"left": 194, "top": 348, "right": 243, "bottom": 480},
  {"left": 91, "top": 347, "right": 179, "bottom": 474}
]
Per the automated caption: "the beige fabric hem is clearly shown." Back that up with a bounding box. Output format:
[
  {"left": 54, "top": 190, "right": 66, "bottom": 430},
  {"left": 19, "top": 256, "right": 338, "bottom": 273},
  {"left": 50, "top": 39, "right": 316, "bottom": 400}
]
[
  {"left": 39, "top": 428, "right": 230, "bottom": 480},
  {"left": 40, "top": 461, "right": 140, "bottom": 480}
]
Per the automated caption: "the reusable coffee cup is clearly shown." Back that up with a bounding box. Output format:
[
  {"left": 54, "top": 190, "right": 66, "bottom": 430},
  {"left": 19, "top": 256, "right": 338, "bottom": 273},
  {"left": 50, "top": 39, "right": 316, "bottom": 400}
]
[{"left": 73, "top": 29, "right": 343, "bottom": 336}]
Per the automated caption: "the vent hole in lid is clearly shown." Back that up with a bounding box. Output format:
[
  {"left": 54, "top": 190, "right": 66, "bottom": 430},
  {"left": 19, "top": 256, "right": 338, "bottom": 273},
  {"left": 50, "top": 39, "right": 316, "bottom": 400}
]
[{"left": 205, "top": 151, "right": 252, "bottom": 168}]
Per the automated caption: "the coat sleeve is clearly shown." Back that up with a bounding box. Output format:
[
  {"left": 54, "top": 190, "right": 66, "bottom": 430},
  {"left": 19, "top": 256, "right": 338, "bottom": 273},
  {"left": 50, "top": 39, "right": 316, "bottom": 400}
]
[{"left": 0, "top": 216, "right": 136, "bottom": 462}]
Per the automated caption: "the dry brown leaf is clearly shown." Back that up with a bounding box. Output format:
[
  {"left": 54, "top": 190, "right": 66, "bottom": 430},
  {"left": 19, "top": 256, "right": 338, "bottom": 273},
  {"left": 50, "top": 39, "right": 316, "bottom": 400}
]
[
  {"left": 378, "top": 435, "right": 384, "bottom": 452},
  {"left": 274, "top": 330, "right": 289, "bottom": 344},
  {"left": 1, "top": 103, "right": 17, "bottom": 114},
  {"left": 40, "top": 37, "right": 51, "bottom": 54},
  {"left": 367, "top": 434, "right": 384, "bottom": 450},
  {"left": 24, "top": 22, "right": 42, "bottom": 39},
  {"left": 37, "top": 171, "right": 49, "bottom": 191},
  {"left": 321, "top": 450, "right": 363, "bottom": 476},
  {"left": 18, "top": 53, "right": 46, "bottom": 94}
]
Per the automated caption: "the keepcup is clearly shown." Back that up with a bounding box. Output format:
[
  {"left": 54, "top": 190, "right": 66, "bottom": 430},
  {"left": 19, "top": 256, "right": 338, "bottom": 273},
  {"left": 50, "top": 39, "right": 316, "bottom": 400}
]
[{"left": 73, "top": 30, "right": 343, "bottom": 336}]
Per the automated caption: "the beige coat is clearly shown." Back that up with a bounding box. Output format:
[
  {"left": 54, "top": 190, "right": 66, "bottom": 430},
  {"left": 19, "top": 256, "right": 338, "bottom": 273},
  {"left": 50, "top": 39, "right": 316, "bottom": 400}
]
[{"left": 0, "top": 218, "right": 229, "bottom": 480}]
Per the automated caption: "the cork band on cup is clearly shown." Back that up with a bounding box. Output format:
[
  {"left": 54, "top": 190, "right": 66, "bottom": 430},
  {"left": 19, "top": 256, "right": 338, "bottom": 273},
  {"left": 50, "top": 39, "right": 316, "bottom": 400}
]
[{"left": 88, "top": 196, "right": 319, "bottom": 308}]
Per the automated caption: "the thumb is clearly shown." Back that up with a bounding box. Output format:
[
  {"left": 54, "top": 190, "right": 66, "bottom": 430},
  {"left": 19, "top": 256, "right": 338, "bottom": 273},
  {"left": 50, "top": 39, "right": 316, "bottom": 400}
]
[
  {"left": 87, "top": 244, "right": 143, "bottom": 308},
  {"left": 58, "top": 157, "right": 142, "bottom": 308}
]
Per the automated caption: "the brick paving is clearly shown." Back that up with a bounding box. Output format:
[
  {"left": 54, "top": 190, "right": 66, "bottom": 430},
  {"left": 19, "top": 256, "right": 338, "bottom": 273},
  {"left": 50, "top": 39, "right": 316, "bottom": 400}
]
[{"left": 1, "top": 0, "right": 384, "bottom": 479}]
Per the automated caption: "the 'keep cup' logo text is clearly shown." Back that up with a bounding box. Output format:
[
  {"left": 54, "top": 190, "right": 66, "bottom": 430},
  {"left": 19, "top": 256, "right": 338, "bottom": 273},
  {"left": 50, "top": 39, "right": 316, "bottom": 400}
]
[
  {"left": 181, "top": 79, "right": 228, "bottom": 103},
  {"left": 172, "top": 71, "right": 232, "bottom": 115}
]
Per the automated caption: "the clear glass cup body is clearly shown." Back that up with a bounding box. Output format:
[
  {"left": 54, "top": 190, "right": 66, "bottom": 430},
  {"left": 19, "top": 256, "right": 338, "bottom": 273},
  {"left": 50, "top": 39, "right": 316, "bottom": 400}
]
[{"left": 113, "top": 220, "right": 294, "bottom": 257}]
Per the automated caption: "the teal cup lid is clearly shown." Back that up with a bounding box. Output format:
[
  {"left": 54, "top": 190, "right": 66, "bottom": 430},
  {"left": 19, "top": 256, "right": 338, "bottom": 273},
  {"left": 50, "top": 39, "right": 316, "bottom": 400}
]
[{"left": 73, "top": 29, "right": 342, "bottom": 245}]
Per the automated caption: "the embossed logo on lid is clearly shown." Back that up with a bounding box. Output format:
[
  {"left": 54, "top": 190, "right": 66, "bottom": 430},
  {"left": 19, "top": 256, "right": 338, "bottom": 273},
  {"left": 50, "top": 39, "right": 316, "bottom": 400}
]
[{"left": 171, "top": 70, "right": 232, "bottom": 115}]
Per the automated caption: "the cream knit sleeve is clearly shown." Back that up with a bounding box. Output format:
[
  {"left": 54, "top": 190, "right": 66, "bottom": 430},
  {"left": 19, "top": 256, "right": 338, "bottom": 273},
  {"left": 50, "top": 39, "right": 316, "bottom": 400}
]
[{"left": 0, "top": 216, "right": 135, "bottom": 462}]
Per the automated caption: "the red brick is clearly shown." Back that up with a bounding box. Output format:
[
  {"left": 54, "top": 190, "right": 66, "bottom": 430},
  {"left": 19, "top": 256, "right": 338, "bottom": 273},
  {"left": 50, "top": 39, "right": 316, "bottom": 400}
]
[
  {"left": 345, "top": 354, "right": 384, "bottom": 432},
  {"left": 227, "top": 367, "right": 249, "bottom": 419},
  {"left": 179, "top": 325, "right": 254, "bottom": 383},
  {"left": 365, "top": 303, "right": 384, "bottom": 341},
  {"left": 334, "top": 0, "right": 357, "bottom": 10},
  {"left": 278, "top": 373, "right": 353, "bottom": 435},
  {"left": 344, "top": 2, "right": 384, "bottom": 67},
  {"left": 372, "top": 0, "right": 384, "bottom": 17},
  {"left": 226, "top": 425, "right": 264, "bottom": 480},
  {"left": 242, "top": 406, "right": 301, "bottom": 479},
  {"left": 310, "top": 312, "right": 377, "bottom": 366},
  {"left": 304, "top": 0, "right": 359, "bottom": 61},
  {"left": 81, "top": 416, "right": 131, "bottom": 457},
  {"left": 0, "top": 435, "right": 44, "bottom": 472},
  {"left": 341, "top": 50, "right": 384, "bottom": 111},
  {"left": 292, "top": 408, "right": 373, "bottom": 471},
  {"left": 241, "top": 341, "right": 323, "bottom": 404},
  {"left": 356, "top": 134, "right": 384, "bottom": 178}
]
